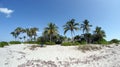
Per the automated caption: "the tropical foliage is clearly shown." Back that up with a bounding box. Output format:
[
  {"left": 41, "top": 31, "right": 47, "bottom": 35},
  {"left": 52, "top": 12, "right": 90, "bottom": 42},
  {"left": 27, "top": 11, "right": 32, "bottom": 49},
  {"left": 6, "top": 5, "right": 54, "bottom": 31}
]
[
  {"left": 92, "top": 26, "right": 106, "bottom": 44},
  {"left": 43, "top": 22, "right": 58, "bottom": 43},
  {"left": 0, "top": 41, "right": 9, "bottom": 47},
  {"left": 81, "top": 20, "right": 92, "bottom": 34},
  {"left": 9, "top": 41, "right": 21, "bottom": 44},
  {"left": 11, "top": 27, "right": 39, "bottom": 42},
  {"left": 63, "top": 19, "right": 79, "bottom": 42},
  {"left": 10, "top": 19, "right": 118, "bottom": 45},
  {"left": 109, "top": 39, "right": 120, "bottom": 44}
]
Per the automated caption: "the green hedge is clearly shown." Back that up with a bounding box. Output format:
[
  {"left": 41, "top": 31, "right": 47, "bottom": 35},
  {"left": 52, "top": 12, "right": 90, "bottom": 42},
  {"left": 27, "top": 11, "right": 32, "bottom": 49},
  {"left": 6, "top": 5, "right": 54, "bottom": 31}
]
[
  {"left": 9, "top": 41, "right": 21, "bottom": 44},
  {"left": 98, "top": 39, "right": 108, "bottom": 45},
  {"left": 45, "top": 42, "right": 55, "bottom": 45},
  {"left": 61, "top": 42, "right": 80, "bottom": 46},
  {"left": 109, "top": 39, "right": 120, "bottom": 44},
  {"left": 80, "top": 41, "right": 87, "bottom": 45},
  {"left": 0, "top": 41, "right": 9, "bottom": 47},
  {"left": 61, "top": 42, "right": 72, "bottom": 46},
  {"left": 24, "top": 41, "right": 40, "bottom": 44}
]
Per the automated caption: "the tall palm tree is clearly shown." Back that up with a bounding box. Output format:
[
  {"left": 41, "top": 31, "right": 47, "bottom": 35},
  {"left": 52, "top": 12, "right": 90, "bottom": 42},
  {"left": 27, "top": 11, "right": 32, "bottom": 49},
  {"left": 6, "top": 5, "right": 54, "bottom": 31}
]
[
  {"left": 30, "top": 27, "right": 39, "bottom": 41},
  {"left": 81, "top": 20, "right": 92, "bottom": 44},
  {"left": 81, "top": 20, "right": 92, "bottom": 34},
  {"left": 63, "top": 19, "right": 79, "bottom": 42},
  {"left": 94, "top": 26, "right": 106, "bottom": 39},
  {"left": 43, "top": 29, "right": 49, "bottom": 42},
  {"left": 11, "top": 27, "right": 23, "bottom": 41},
  {"left": 15, "top": 27, "right": 23, "bottom": 38},
  {"left": 11, "top": 32, "right": 17, "bottom": 41},
  {"left": 25, "top": 28, "right": 33, "bottom": 41},
  {"left": 43, "top": 22, "right": 58, "bottom": 43},
  {"left": 92, "top": 26, "right": 106, "bottom": 43}
]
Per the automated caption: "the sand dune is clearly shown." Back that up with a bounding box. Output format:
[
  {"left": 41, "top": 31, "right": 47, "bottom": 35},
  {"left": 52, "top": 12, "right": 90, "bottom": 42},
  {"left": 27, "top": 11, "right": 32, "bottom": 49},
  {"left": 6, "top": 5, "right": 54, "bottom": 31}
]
[{"left": 0, "top": 44, "right": 120, "bottom": 67}]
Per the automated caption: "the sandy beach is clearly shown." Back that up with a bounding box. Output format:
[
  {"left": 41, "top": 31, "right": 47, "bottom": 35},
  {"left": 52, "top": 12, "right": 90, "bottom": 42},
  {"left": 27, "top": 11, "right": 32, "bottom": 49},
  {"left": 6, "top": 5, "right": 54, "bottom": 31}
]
[{"left": 0, "top": 44, "right": 120, "bottom": 67}]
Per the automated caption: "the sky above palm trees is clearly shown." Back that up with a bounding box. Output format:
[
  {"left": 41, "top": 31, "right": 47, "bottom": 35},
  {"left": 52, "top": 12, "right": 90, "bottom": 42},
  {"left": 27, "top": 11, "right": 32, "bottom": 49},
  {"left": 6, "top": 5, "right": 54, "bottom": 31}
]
[{"left": 0, "top": 0, "right": 120, "bottom": 41}]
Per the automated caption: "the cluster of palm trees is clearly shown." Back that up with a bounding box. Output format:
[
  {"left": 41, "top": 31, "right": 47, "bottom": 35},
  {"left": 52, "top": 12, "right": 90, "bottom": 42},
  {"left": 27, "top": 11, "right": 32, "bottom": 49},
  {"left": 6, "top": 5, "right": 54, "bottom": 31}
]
[
  {"left": 11, "top": 27, "right": 39, "bottom": 41},
  {"left": 63, "top": 19, "right": 106, "bottom": 44},
  {"left": 11, "top": 19, "right": 106, "bottom": 44}
]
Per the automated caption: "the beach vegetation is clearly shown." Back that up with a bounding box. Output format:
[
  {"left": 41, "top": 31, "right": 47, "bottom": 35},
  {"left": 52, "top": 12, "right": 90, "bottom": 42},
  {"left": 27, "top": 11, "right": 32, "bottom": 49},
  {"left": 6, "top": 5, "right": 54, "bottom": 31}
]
[{"left": 0, "top": 41, "right": 9, "bottom": 47}]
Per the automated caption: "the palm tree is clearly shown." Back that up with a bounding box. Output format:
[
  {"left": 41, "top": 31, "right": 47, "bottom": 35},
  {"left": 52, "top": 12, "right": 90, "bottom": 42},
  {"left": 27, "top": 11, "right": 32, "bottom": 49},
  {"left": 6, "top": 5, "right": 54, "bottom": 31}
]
[
  {"left": 43, "top": 22, "right": 58, "bottom": 43},
  {"left": 92, "top": 26, "right": 106, "bottom": 43},
  {"left": 94, "top": 26, "right": 106, "bottom": 39},
  {"left": 11, "top": 27, "right": 23, "bottom": 41},
  {"left": 80, "top": 20, "right": 92, "bottom": 44},
  {"left": 25, "top": 28, "right": 33, "bottom": 41},
  {"left": 42, "top": 30, "right": 49, "bottom": 42},
  {"left": 63, "top": 19, "right": 79, "bottom": 42},
  {"left": 81, "top": 20, "right": 92, "bottom": 34},
  {"left": 11, "top": 32, "right": 17, "bottom": 41},
  {"left": 30, "top": 27, "right": 39, "bottom": 41},
  {"left": 15, "top": 27, "right": 23, "bottom": 38}
]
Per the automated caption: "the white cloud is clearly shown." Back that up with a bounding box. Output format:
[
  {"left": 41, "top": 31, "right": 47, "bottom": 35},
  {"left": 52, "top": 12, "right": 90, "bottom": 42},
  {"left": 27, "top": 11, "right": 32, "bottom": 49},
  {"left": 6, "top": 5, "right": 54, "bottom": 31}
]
[{"left": 0, "top": 8, "right": 14, "bottom": 17}]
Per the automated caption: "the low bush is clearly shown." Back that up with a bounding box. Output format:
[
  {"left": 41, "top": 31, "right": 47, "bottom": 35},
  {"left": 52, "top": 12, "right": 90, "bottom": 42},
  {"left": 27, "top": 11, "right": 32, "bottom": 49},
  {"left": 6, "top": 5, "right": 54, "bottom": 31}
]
[
  {"left": 78, "top": 45, "right": 102, "bottom": 52},
  {"left": 94, "top": 39, "right": 108, "bottom": 45},
  {"left": 109, "top": 39, "right": 120, "bottom": 44},
  {"left": 24, "top": 41, "right": 40, "bottom": 44},
  {"left": 61, "top": 42, "right": 72, "bottom": 46},
  {"left": 74, "top": 42, "right": 80, "bottom": 45},
  {"left": 0, "top": 41, "right": 9, "bottom": 47},
  {"left": 61, "top": 42, "right": 80, "bottom": 46},
  {"left": 9, "top": 41, "right": 21, "bottom": 44},
  {"left": 80, "top": 40, "right": 87, "bottom": 45},
  {"left": 45, "top": 42, "right": 55, "bottom": 45}
]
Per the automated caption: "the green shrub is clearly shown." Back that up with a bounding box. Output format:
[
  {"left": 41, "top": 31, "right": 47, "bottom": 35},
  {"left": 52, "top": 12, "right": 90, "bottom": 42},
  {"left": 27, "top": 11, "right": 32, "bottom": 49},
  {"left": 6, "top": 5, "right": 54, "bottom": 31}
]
[
  {"left": 9, "top": 41, "right": 21, "bottom": 44},
  {"left": 61, "top": 42, "right": 80, "bottom": 46},
  {"left": 24, "top": 41, "right": 40, "bottom": 44},
  {"left": 80, "top": 40, "right": 87, "bottom": 45},
  {"left": 109, "top": 39, "right": 120, "bottom": 44},
  {"left": 98, "top": 39, "right": 108, "bottom": 45},
  {"left": 45, "top": 42, "right": 55, "bottom": 45},
  {"left": 61, "top": 42, "right": 72, "bottom": 46},
  {"left": 0, "top": 41, "right": 9, "bottom": 47},
  {"left": 93, "top": 39, "right": 108, "bottom": 45},
  {"left": 74, "top": 42, "right": 80, "bottom": 45}
]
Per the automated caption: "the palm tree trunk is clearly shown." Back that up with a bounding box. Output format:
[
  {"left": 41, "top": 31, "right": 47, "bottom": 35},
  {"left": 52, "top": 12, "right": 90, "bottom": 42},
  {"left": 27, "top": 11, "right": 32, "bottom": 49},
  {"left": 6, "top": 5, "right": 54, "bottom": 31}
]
[
  {"left": 50, "top": 35, "right": 52, "bottom": 44},
  {"left": 71, "top": 31, "right": 74, "bottom": 43}
]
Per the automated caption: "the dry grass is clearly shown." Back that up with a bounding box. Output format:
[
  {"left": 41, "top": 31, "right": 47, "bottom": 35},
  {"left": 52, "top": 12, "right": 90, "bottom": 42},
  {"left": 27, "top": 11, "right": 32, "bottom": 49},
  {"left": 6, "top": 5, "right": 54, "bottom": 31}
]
[
  {"left": 29, "top": 45, "right": 46, "bottom": 50},
  {"left": 78, "top": 45, "right": 102, "bottom": 52}
]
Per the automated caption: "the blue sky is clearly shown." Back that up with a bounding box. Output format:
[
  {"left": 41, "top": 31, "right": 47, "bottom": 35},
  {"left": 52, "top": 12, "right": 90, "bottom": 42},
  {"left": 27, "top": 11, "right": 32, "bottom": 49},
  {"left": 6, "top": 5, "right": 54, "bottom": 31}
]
[{"left": 0, "top": 0, "right": 120, "bottom": 41}]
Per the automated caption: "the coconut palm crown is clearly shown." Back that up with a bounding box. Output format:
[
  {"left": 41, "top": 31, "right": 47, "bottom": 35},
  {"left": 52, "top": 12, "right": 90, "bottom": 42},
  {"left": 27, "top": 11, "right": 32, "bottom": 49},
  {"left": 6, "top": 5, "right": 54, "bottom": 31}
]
[
  {"left": 63, "top": 19, "right": 79, "bottom": 42},
  {"left": 81, "top": 20, "right": 92, "bottom": 34},
  {"left": 43, "top": 22, "right": 58, "bottom": 42}
]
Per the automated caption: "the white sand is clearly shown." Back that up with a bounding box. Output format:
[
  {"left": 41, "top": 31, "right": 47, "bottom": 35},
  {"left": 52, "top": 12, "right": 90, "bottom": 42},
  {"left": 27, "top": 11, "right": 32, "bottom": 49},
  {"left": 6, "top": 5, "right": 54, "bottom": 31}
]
[{"left": 0, "top": 44, "right": 120, "bottom": 67}]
